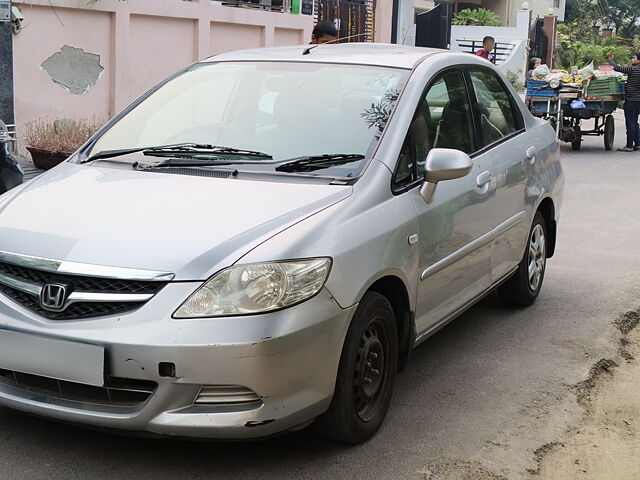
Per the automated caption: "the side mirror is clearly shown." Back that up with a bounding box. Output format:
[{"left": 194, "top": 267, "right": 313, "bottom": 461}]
[{"left": 419, "top": 148, "right": 473, "bottom": 204}]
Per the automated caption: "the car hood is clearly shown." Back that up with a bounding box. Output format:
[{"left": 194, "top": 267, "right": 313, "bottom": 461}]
[{"left": 0, "top": 163, "right": 351, "bottom": 280}]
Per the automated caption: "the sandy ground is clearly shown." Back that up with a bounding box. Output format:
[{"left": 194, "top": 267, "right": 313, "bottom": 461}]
[{"left": 533, "top": 310, "right": 640, "bottom": 480}]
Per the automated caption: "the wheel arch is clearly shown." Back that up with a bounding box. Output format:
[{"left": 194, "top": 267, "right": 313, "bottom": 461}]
[
  {"left": 366, "top": 275, "right": 415, "bottom": 372},
  {"left": 536, "top": 197, "right": 556, "bottom": 258}
]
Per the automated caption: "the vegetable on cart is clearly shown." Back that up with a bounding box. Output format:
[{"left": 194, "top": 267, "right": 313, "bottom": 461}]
[{"left": 526, "top": 64, "right": 625, "bottom": 151}]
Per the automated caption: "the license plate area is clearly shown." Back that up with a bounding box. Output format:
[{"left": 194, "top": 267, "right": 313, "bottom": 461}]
[{"left": 0, "top": 329, "right": 104, "bottom": 387}]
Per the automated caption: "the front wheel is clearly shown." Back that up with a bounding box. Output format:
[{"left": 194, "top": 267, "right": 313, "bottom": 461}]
[
  {"left": 499, "top": 211, "right": 547, "bottom": 307},
  {"left": 312, "top": 292, "right": 398, "bottom": 444}
]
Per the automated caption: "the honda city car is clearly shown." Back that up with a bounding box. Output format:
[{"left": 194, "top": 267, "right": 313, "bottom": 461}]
[{"left": 0, "top": 44, "right": 563, "bottom": 443}]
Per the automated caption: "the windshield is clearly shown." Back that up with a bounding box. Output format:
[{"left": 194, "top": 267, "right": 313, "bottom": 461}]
[{"left": 86, "top": 61, "right": 407, "bottom": 176}]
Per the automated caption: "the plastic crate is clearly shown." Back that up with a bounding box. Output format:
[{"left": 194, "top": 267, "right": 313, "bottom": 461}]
[
  {"left": 527, "top": 79, "right": 554, "bottom": 97},
  {"left": 584, "top": 79, "right": 625, "bottom": 97}
]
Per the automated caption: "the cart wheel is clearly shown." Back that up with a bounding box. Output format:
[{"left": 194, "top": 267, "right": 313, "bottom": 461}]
[
  {"left": 571, "top": 125, "right": 582, "bottom": 151},
  {"left": 604, "top": 115, "right": 615, "bottom": 151}
]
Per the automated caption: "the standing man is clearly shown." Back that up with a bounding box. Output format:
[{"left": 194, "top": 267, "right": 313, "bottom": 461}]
[
  {"left": 475, "top": 36, "right": 496, "bottom": 64},
  {"left": 311, "top": 20, "right": 338, "bottom": 45},
  {"left": 607, "top": 51, "right": 640, "bottom": 152}
]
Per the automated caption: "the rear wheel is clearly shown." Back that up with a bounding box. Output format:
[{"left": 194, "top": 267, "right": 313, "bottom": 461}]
[
  {"left": 312, "top": 292, "right": 398, "bottom": 444},
  {"left": 499, "top": 211, "right": 547, "bottom": 307},
  {"left": 571, "top": 125, "right": 582, "bottom": 151},
  {"left": 604, "top": 114, "right": 615, "bottom": 151}
]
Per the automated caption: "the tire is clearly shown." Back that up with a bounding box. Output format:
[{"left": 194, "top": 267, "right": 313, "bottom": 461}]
[
  {"left": 604, "top": 114, "right": 615, "bottom": 151},
  {"left": 571, "top": 125, "right": 582, "bottom": 151},
  {"left": 312, "top": 292, "right": 398, "bottom": 444},
  {"left": 498, "top": 211, "right": 548, "bottom": 307}
]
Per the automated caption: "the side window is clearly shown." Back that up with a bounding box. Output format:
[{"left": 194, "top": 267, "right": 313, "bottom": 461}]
[
  {"left": 468, "top": 69, "right": 520, "bottom": 147},
  {"left": 393, "top": 70, "right": 475, "bottom": 189}
]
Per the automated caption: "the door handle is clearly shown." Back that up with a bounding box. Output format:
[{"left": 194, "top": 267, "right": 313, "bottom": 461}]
[
  {"left": 476, "top": 171, "right": 492, "bottom": 188},
  {"left": 526, "top": 146, "right": 537, "bottom": 163}
]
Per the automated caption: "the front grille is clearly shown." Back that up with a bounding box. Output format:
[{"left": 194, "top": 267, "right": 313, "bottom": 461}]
[
  {"left": 0, "top": 262, "right": 162, "bottom": 294},
  {"left": 0, "top": 285, "right": 138, "bottom": 320},
  {"left": 0, "top": 261, "right": 167, "bottom": 320},
  {"left": 0, "top": 368, "right": 157, "bottom": 408}
]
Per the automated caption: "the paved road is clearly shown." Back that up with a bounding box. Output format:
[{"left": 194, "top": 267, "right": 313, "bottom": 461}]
[{"left": 1, "top": 119, "right": 639, "bottom": 480}]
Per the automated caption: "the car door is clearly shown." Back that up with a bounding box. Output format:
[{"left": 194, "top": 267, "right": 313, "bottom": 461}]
[
  {"left": 392, "top": 68, "right": 497, "bottom": 337},
  {"left": 466, "top": 67, "right": 531, "bottom": 283}
]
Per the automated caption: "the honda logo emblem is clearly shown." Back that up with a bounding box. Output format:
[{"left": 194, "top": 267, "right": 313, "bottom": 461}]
[{"left": 40, "top": 283, "right": 68, "bottom": 312}]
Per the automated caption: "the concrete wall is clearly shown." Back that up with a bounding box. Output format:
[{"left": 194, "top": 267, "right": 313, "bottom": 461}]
[
  {"left": 483, "top": 0, "right": 508, "bottom": 24},
  {"left": 11, "top": 0, "right": 318, "bottom": 149},
  {"left": 507, "top": 0, "right": 565, "bottom": 25},
  {"left": 450, "top": 10, "right": 530, "bottom": 84}
]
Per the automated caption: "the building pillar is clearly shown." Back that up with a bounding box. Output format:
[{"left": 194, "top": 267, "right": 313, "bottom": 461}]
[
  {"left": 542, "top": 15, "right": 556, "bottom": 68},
  {"left": 0, "top": 20, "right": 14, "bottom": 125}
]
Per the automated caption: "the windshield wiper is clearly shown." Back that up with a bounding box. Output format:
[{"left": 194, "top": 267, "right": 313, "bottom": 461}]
[
  {"left": 81, "top": 143, "right": 271, "bottom": 164},
  {"left": 275, "top": 154, "right": 365, "bottom": 173},
  {"left": 143, "top": 145, "right": 272, "bottom": 159}
]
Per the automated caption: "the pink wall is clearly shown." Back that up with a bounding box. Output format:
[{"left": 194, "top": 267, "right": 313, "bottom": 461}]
[
  {"left": 210, "top": 22, "right": 265, "bottom": 56},
  {"left": 13, "top": 5, "right": 113, "bottom": 130},
  {"left": 12, "top": 0, "right": 315, "bottom": 149},
  {"left": 375, "top": 0, "right": 393, "bottom": 43}
]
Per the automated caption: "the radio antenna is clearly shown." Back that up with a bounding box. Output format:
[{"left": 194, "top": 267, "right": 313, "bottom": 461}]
[{"left": 302, "top": 32, "right": 374, "bottom": 55}]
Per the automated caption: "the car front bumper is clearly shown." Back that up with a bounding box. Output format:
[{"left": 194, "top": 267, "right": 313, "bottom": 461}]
[{"left": 0, "top": 285, "right": 355, "bottom": 439}]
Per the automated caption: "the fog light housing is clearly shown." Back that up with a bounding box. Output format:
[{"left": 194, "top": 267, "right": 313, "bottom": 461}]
[{"left": 195, "top": 385, "right": 260, "bottom": 405}]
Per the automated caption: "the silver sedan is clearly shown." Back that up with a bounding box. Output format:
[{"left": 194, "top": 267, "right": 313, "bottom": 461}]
[{"left": 0, "top": 44, "right": 563, "bottom": 443}]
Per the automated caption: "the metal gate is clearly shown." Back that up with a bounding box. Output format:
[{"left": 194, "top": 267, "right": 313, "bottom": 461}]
[
  {"left": 315, "top": 0, "right": 376, "bottom": 42},
  {"left": 529, "top": 17, "right": 548, "bottom": 65},
  {"left": 415, "top": 1, "right": 453, "bottom": 48}
]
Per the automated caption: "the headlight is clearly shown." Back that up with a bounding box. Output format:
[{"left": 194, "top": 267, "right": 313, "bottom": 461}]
[{"left": 173, "top": 258, "right": 331, "bottom": 318}]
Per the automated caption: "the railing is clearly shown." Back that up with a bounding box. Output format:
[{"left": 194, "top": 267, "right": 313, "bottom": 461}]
[
  {"left": 219, "top": 0, "right": 286, "bottom": 12},
  {"left": 455, "top": 39, "right": 515, "bottom": 66}
]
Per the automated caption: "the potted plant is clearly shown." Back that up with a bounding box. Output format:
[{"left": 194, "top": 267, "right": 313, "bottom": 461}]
[{"left": 25, "top": 119, "right": 100, "bottom": 169}]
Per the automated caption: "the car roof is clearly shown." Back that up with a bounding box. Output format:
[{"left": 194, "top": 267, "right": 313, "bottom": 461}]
[{"left": 202, "top": 43, "right": 453, "bottom": 69}]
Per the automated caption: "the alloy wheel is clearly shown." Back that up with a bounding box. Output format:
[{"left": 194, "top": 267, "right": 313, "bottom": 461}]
[{"left": 528, "top": 224, "right": 546, "bottom": 292}]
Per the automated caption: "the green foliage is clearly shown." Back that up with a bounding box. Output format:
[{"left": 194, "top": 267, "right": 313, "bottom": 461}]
[
  {"left": 361, "top": 90, "right": 401, "bottom": 137},
  {"left": 555, "top": 22, "right": 633, "bottom": 70},
  {"left": 566, "top": 0, "right": 639, "bottom": 39},
  {"left": 451, "top": 8, "right": 501, "bottom": 27},
  {"left": 599, "top": 0, "right": 640, "bottom": 38},
  {"left": 506, "top": 70, "right": 524, "bottom": 92}
]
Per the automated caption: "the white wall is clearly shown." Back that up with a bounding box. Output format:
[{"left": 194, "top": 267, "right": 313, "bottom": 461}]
[
  {"left": 449, "top": 10, "right": 531, "bottom": 85},
  {"left": 509, "top": 0, "right": 564, "bottom": 24}
]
